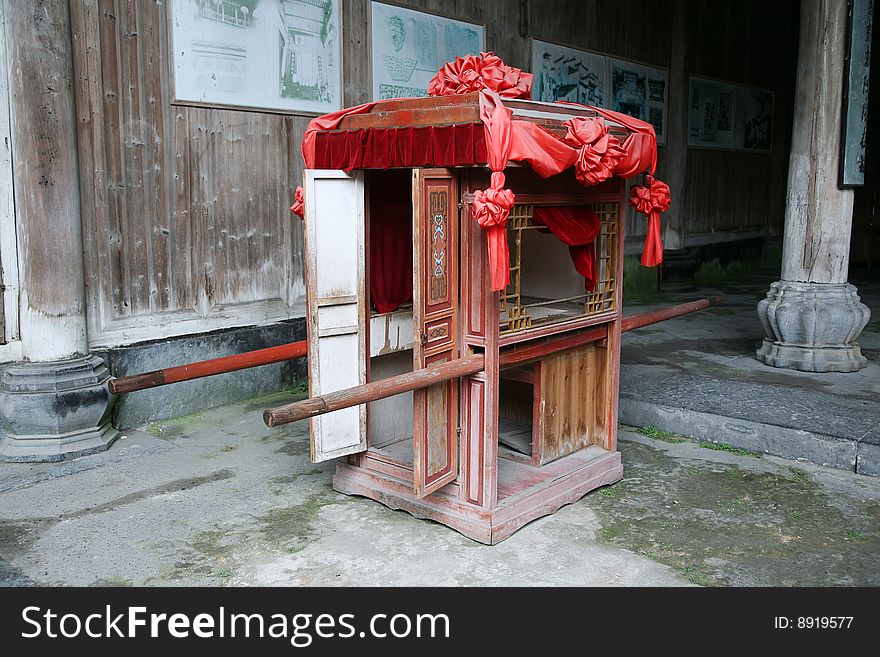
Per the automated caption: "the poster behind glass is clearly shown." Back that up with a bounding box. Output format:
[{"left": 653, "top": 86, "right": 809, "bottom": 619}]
[
  {"left": 688, "top": 76, "right": 773, "bottom": 152},
  {"left": 608, "top": 58, "right": 667, "bottom": 146},
  {"left": 171, "top": 0, "right": 342, "bottom": 113},
  {"left": 531, "top": 40, "right": 608, "bottom": 106},
  {"left": 370, "top": 2, "right": 485, "bottom": 100}
]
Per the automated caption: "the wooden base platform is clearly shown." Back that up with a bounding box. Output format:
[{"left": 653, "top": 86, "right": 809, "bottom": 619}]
[{"left": 333, "top": 446, "right": 623, "bottom": 544}]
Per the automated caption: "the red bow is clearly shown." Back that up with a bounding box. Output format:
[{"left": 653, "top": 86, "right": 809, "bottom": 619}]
[
  {"left": 472, "top": 172, "right": 515, "bottom": 290},
  {"left": 629, "top": 176, "right": 671, "bottom": 267},
  {"left": 564, "top": 117, "right": 626, "bottom": 186},
  {"left": 290, "top": 185, "right": 304, "bottom": 220},
  {"left": 428, "top": 52, "right": 532, "bottom": 99}
]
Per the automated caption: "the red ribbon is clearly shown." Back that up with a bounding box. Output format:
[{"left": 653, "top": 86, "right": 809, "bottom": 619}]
[
  {"left": 563, "top": 116, "right": 627, "bottom": 186},
  {"left": 472, "top": 172, "right": 515, "bottom": 291},
  {"left": 428, "top": 52, "right": 532, "bottom": 99},
  {"left": 290, "top": 185, "right": 304, "bottom": 220},
  {"left": 629, "top": 175, "right": 671, "bottom": 267}
]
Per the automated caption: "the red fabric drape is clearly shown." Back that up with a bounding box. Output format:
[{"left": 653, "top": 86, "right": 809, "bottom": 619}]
[
  {"left": 428, "top": 52, "right": 533, "bottom": 99},
  {"left": 563, "top": 117, "right": 627, "bottom": 186},
  {"left": 302, "top": 101, "right": 378, "bottom": 169},
  {"left": 629, "top": 175, "right": 672, "bottom": 267},
  {"left": 474, "top": 91, "right": 663, "bottom": 290},
  {"left": 369, "top": 171, "right": 413, "bottom": 313},
  {"left": 298, "top": 58, "right": 666, "bottom": 288},
  {"left": 472, "top": 92, "right": 516, "bottom": 291},
  {"left": 531, "top": 206, "right": 602, "bottom": 291},
  {"left": 290, "top": 185, "right": 304, "bottom": 219}
]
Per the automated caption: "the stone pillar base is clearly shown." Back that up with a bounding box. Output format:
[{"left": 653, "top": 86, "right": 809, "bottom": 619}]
[
  {"left": 0, "top": 356, "right": 118, "bottom": 462},
  {"left": 756, "top": 281, "right": 871, "bottom": 373}
]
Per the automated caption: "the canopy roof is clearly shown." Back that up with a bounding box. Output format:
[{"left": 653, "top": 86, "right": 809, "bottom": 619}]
[
  {"left": 296, "top": 53, "right": 668, "bottom": 288},
  {"left": 303, "top": 91, "right": 657, "bottom": 181}
]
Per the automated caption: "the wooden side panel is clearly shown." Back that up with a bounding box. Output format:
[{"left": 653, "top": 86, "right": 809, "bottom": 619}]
[
  {"left": 538, "top": 343, "right": 609, "bottom": 464},
  {"left": 412, "top": 169, "right": 459, "bottom": 498},
  {"left": 305, "top": 170, "right": 367, "bottom": 463},
  {"left": 459, "top": 169, "right": 499, "bottom": 509}
]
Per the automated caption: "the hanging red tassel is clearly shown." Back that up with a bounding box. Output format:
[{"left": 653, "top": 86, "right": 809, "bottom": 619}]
[
  {"left": 471, "top": 172, "right": 516, "bottom": 291},
  {"left": 629, "top": 175, "right": 671, "bottom": 267}
]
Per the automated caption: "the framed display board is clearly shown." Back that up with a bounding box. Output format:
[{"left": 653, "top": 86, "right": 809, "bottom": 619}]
[
  {"left": 170, "top": 0, "right": 342, "bottom": 114},
  {"left": 531, "top": 40, "right": 668, "bottom": 145},
  {"left": 370, "top": 2, "right": 485, "bottom": 100},
  {"left": 688, "top": 75, "right": 774, "bottom": 152}
]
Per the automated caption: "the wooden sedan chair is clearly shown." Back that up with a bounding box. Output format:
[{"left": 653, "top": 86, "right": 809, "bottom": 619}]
[{"left": 267, "top": 62, "right": 671, "bottom": 543}]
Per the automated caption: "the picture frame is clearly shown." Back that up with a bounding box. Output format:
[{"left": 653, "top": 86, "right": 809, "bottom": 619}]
[
  {"left": 531, "top": 39, "right": 609, "bottom": 107},
  {"left": 688, "top": 75, "right": 774, "bottom": 153},
  {"left": 530, "top": 39, "right": 668, "bottom": 146},
  {"left": 169, "top": 0, "right": 343, "bottom": 115},
  {"left": 370, "top": 1, "right": 485, "bottom": 101},
  {"left": 609, "top": 57, "right": 668, "bottom": 145},
  {"left": 839, "top": 0, "right": 873, "bottom": 188}
]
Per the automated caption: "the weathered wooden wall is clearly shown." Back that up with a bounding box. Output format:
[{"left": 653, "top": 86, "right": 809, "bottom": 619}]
[
  {"left": 68, "top": 0, "right": 799, "bottom": 348},
  {"left": 70, "top": 0, "right": 309, "bottom": 348}
]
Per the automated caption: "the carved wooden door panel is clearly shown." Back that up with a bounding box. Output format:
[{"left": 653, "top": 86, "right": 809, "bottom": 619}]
[{"left": 412, "top": 169, "right": 459, "bottom": 498}]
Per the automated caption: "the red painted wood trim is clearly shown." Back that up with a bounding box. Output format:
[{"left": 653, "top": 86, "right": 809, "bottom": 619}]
[{"left": 109, "top": 341, "right": 308, "bottom": 394}]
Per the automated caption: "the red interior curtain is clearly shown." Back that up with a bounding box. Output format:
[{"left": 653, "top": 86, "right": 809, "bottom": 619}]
[
  {"left": 369, "top": 170, "right": 413, "bottom": 314},
  {"left": 531, "top": 206, "right": 602, "bottom": 291}
]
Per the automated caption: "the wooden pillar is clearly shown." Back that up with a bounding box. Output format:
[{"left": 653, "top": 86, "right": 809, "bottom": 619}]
[
  {"left": 781, "top": 0, "right": 854, "bottom": 284},
  {"left": 0, "top": 0, "right": 117, "bottom": 461},
  {"left": 756, "top": 0, "right": 871, "bottom": 372},
  {"left": 7, "top": 0, "right": 87, "bottom": 360}
]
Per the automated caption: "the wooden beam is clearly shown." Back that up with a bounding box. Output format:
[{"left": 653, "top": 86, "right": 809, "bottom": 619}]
[
  {"left": 263, "top": 297, "right": 723, "bottom": 427},
  {"left": 109, "top": 341, "right": 308, "bottom": 395},
  {"left": 620, "top": 297, "right": 723, "bottom": 333},
  {"left": 263, "top": 354, "right": 485, "bottom": 427}
]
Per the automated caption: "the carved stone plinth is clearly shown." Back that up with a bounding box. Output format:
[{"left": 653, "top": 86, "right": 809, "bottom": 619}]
[
  {"left": 0, "top": 356, "right": 118, "bottom": 462},
  {"left": 756, "top": 281, "right": 871, "bottom": 373}
]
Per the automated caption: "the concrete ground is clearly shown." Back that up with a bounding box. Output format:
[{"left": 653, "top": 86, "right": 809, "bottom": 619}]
[
  {"left": 620, "top": 267, "right": 880, "bottom": 475},
  {"left": 1, "top": 391, "right": 878, "bottom": 587}
]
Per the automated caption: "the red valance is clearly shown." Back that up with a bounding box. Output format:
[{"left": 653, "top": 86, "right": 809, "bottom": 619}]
[
  {"left": 531, "top": 206, "right": 601, "bottom": 291},
  {"left": 311, "top": 124, "right": 487, "bottom": 171}
]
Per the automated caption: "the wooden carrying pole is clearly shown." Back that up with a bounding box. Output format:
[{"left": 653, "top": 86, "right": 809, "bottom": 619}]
[
  {"left": 109, "top": 341, "right": 308, "bottom": 395},
  {"left": 263, "top": 297, "right": 723, "bottom": 427}
]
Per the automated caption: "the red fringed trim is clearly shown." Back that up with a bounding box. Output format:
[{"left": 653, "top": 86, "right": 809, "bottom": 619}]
[
  {"left": 428, "top": 52, "right": 532, "bottom": 99},
  {"left": 311, "top": 124, "right": 487, "bottom": 171},
  {"left": 629, "top": 175, "right": 672, "bottom": 267}
]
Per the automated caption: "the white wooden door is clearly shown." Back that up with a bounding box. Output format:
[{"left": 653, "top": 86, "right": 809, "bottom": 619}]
[{"left": 304, "top": 170, "right": 367, "bottom": 463}]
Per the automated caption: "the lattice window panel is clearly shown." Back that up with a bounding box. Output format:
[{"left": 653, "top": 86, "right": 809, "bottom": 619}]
[{"left": 500, "top": 202, "right": 619, "bottom": 334}]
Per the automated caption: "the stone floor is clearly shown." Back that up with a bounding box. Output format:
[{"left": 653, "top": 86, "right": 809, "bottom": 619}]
[
  {"left": 620, "top": 267, "right": 880, "bottom": 475},
  {"left": 1, "top": 264, "right": 877, "bottom": 587},
  {"left": 1, "top": 391, "right": 878, "bottom": 587}
]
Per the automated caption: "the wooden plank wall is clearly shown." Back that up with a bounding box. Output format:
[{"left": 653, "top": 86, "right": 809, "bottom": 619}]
[
  {"left": 70, "top": 0, "right": 309, "bottom": 347},
  {"left": 69, "top": 0, "right": 798, "bottom": 348}
]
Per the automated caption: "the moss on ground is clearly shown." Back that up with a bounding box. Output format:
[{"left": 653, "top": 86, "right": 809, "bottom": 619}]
[
  {"left": 168, "top": 527, "right": 238, "bottom": 583},
  {"left": 255, "top": 489, "right": 344, "bottom": 554},
  {"left": 585, "top": 440, "right": 880, "bottom": 586}
]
